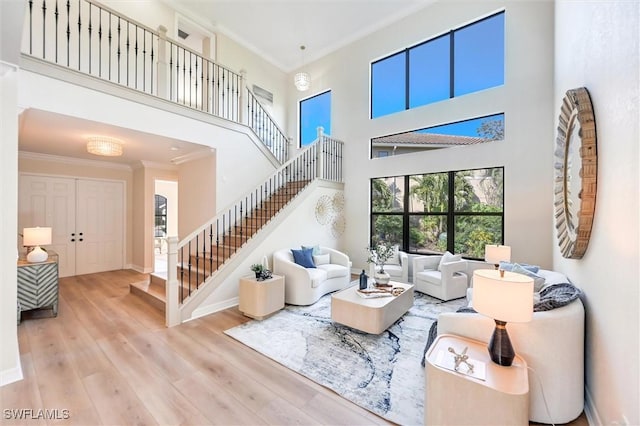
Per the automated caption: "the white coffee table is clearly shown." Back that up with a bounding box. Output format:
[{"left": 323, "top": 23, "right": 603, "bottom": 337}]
[{"left": 331, "top": 282, "right": 414, "bottom": 334}]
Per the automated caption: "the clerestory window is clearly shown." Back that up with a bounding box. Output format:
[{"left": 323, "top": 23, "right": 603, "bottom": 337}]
[{"left": 371, "top": 11, "right": 505, "bottom": 118}]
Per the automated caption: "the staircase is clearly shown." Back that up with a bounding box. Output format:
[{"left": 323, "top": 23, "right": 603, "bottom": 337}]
[{"left": 128, "top": 178, "right": 310, "bottom": 312}]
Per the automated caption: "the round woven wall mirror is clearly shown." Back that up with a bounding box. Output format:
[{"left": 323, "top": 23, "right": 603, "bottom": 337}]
[{"left": 554, "top": 87, "right": 597, "bottom": 259}]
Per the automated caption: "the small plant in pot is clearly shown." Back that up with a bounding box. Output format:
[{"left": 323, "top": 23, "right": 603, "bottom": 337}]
[
  {"left": 250, "top": 263, "right": 272, "bottom": 281},
  {"left": 250, "top": 263, "right": 264, "bottom": 279}
]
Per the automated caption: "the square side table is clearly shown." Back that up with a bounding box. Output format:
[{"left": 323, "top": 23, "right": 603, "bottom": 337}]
[
  {"left": 239, "top": 274, "right": 285, "bottom": 320},
  {"left": 425, "top": 333, "right": 529, "bottom": 425}
]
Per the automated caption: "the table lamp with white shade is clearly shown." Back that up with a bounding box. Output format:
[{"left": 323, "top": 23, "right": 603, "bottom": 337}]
[
  {"left": 23, "top": 227, "right": 52, "bottom": 263},
  {"left": 472, "top": 269, "right": 534, "bottom": 366},
  {"left": 484, "top": 244, "right": 511, "bottom": 271}
]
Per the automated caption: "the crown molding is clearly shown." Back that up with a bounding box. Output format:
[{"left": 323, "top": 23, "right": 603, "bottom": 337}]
[
  {"left": 170, "top": 148, "right": 215, "bottom": 165},
  {"left": 134, "top": 160, "right": 178, "bottom": 171},
  {"left": 19, "top": 151, "right": 133, "bottom": 171}
]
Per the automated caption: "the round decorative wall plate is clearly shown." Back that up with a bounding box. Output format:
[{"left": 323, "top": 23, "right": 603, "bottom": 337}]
[
  {"left": 554, "top": 87, "right": 597, "bottom": 259},
  {"left": 315, "top": 195, "right": 333, "bottom": 225}
]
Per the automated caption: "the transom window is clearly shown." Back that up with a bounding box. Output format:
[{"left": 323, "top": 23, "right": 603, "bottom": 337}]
[
  {"left": 371, "top": 12, "right": 505, "bottom": 118},
  {"left": 370, "top": 167, "right": 504, "bottom": 259}
]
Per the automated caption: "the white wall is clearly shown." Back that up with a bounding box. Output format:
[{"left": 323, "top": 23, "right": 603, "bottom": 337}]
[
  {"left": 287, "top": 1, "right": 555, "bottom": 272},
  {"left": 178, "top": 154, "right": 216, "bottom": 238},
  {"left": 554, "top": 2, "right": 639, "bottom": 425},
  {"left": 0, "top": 0, "right": 26, "bottom": 387}
]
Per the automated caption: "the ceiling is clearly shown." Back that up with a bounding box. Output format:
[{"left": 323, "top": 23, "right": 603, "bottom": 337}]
[
  {"left": 19, "top": 109, "right": 212, "bottom": 168},
  {"left": 166, "top": 0, "right": 432, "bottom": 71}
]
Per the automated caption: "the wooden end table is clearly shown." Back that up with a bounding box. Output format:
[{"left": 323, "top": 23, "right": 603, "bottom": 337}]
[
  {"left": 238, "top": 274, "right": 285, "bottom": 320},
  {"left": 424, "top": 333, "right": 529, "bottom": 425}
]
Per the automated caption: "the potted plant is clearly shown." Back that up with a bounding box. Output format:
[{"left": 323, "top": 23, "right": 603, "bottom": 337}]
[
  {"left": 250, "top": 263, "right": 264, "bottom": 280},
  {"left": 366, "top": 243, "right": 396, "bottom": 285}
]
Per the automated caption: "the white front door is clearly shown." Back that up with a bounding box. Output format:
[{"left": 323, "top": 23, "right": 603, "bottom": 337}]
[
  {"left": 75, "top": 179, "right": 124, "bottom": 275},
  {"left": 19, "top": 175, "right": 77, "bottom": 277},
  {"left": 19, "top": 175, "right": 124, "bottom": 277}
]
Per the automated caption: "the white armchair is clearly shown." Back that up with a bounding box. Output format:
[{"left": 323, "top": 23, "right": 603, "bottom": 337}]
[
  {"left": 273, "top": 247, "right": 350, "bottom": 306},
  {"left": 369, "top": 250, "right": 409, "bottom": 283},
  {"left": 412, "top": 254, "right": 468, "bottom": 301}
]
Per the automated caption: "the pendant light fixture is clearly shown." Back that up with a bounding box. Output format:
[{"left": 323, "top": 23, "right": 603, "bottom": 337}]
[{"left": 294, "top": 45, "right": 311, "bottom": 92}]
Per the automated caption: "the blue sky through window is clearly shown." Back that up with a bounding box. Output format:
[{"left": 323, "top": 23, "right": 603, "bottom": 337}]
[
  {"left": 300, "top": 91, "right": 331, "bottom": 146},
  {"left": 417, "top": 113, "right": 504, "bottom": 138},
  {"left": 409, "top": 35, "right": 450, "bottom": 108},
  {"left": 371, "top": 11, "right": 505, "bottom": 118},
  {"left": 454, "top": 13, "right": 505, "bottom": 96},
  {"left": 371, "top": 52, "right": 406, "bottom": 118}
]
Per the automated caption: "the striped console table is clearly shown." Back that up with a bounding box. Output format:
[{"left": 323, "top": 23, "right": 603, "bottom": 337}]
[{"left": 17, "top": 252, "right": 59, "bottom": 324}]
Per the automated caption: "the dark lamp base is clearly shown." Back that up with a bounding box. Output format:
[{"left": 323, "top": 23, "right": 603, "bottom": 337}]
[{"left": 488, "top": 319, "right": 515, "bottom": 366}]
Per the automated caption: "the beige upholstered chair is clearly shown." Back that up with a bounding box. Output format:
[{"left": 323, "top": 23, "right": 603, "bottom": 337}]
[
  {"left": 412, "top": 254, "right": 468, "bottom": 301},
  {"left": 369, "top": 250, "right": 409, "bottom": 283}
]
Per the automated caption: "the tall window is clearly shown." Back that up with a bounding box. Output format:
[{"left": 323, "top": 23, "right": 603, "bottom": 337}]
[
  {"left": 371, "top": 167, "right": 504, "bottom": 259},
  {"left": 371, "top": 12, "right": 505, "bottom": 118},
  {"left": 300, "top": 90, "right": 331, "bottom": 147},
  {"left": 155, "top": 194, "right": 167, "bottom": 237}
]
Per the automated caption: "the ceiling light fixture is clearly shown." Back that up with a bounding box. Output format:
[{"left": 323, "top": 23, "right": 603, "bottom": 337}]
[
  {"left": 87, "top": 136, "right": 124, "bottom": 157},
  {"left": 294, "top": 45, "right": 311, "bottom": 92}
]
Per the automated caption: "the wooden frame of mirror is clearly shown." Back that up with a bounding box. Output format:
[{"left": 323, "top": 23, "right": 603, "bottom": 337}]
[{"left": 554, "top": 87, "right": 597, "bottom": 259}]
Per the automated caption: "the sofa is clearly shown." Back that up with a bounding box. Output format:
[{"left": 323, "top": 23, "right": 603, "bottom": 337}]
[
  {"left": 272, "top": 246, "right": 351, "bottom": 305},
  {"left": 436, "top": 268, "right": 585, "bottom": 424}
]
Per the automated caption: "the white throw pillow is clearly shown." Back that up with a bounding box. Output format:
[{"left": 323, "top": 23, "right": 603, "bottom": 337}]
[
  {"left": 438, "top": 251, "right": 461, "bottom": 271},
  {"left": 313, "top": 253, "right": 331, "bottom": 266},
  {"left": 386, "top": 245, "right": 401, "bottom": 265}
]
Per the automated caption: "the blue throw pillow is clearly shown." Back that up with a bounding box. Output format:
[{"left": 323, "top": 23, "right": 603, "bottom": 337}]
[
  {"left": 511, "top": 263, "right": 546, "bottom": 292},
  {"left": 291, "top": 248, "right": 316, "bottom": 268}
]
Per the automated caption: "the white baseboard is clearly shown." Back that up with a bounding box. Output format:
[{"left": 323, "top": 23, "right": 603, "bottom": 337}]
[
  {"left": 130, "top": 264, "right": 153, "bottom": 274},
  {"left": 584, "top": 385, "right": 600, "bottom": 426},
  {"left": 188, "top": 297, "right": 239, "bottom": 322},
  {"left": 0, "top": 350, "right": 23, "bottom": 387}
]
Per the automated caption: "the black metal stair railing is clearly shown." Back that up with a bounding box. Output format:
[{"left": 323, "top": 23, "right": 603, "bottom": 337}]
[
  {"left": 246, "top": 89, "right": 289, "bottom": 163},
  {"left": 174, "top": 142, "right": 319, "bottom": 304},
  {"left": 23, "top": 0, "right": 243, "bottom": 124},
  {"left": 171, "top": 134, "right": 344, "bottom": 308}
]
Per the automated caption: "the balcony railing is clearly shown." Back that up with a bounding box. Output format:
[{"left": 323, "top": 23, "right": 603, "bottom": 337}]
[{"left": 23, "top": 0, "right": 288, "bottom": 160}]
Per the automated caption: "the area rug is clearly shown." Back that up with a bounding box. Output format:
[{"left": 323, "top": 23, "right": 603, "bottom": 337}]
[{"left": 224, "top": 286, "right": 466, "bottom": 425}]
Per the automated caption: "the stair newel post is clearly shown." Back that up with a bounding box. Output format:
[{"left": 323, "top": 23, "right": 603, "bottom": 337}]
[
  {"left": 166, "top": 236, "right": 180, "bottom": 327},
  {"left": 316, "top": 126, "right": 324, "bottom": 180}
]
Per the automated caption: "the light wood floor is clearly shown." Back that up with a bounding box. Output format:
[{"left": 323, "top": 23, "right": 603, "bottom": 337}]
[{"left": 2, "top": 270, "right": 589, "bottom": 426}]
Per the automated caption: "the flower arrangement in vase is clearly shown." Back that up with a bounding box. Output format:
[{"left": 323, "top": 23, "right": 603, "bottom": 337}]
[{"left": 366, "top": 243, "right": 396, "bottom": 286}]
